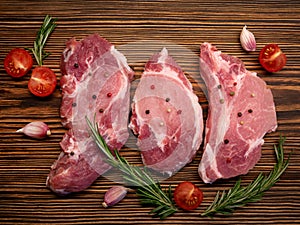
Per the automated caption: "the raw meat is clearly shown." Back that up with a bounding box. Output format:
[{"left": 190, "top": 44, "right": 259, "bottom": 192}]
[
  {"left": 129, "top": 48, "right": 203, "bottom": 176},
  {"left": 46, "top": 34, "right": 134, "bottom": 195},
  {"left": 198, "top": 42, "right": 277, "bottom": 183}
]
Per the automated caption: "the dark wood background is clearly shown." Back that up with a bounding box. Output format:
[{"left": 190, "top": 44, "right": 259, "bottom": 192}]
[{"left": 0, "top": 0, "right": 299, "bottom": 224}]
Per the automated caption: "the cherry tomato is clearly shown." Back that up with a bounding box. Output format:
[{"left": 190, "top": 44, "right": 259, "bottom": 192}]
[
  {"left": 259, "top": 44, "right": 287, "bottom": 72},
  {"left": 174, "top": 181, "right": 203, "bottom": 210},
  {"left": 4, "top": 48, "right": 33, "bottom": 78},
  {"left": 28, "top": 66, "right": 57, "bottom": 97}
]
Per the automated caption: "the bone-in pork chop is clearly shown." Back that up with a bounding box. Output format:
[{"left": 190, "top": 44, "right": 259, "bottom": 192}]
[
  {"left": 47, "top": 34, "right": 134, "bottom": 195},
  {"left": 129, "top": 48, "right": 203, "bottom": 177},
  {"left": 198, "top": 42, "right": 277, "bottom": 183}
]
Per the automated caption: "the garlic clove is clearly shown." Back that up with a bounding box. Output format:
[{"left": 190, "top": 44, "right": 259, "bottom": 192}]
[
  {"left": 240, "top": 25, "right": 256, "bottom": 52},
  {"left": 16, "top": 121, "right": 51, "bottom": 139},
  {"left": 102, "top": 186, "right": 128, "bottom": 208}
]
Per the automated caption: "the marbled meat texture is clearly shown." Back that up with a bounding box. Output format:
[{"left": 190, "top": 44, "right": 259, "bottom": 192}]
[
  {"left": 198, "top": 42, "right": 277, "bottom": 183},
  {"left": 129, "top": 48, "right": 203, "bottom": 177},
  {"left": 46, "top": 34, "right": 134, "bottom": 195}
]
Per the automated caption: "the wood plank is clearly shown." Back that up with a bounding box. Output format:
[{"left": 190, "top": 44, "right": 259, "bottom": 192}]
[{"left": 0, "top": 0, "right": 299, "bottom": 224}]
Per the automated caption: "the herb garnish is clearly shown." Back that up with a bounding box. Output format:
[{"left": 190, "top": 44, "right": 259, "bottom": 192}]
[
  {"left": 202, "top": 136, "right": 290, "bottom": 217},
  {"left": 86, "top": 118, "right": 178, "bottom": 219},
  {"left": 30, "top": 15, "right": 57, "bottom": 66},
  {"left": 87, "top": 116, "right": 290, "bottom": 219}
]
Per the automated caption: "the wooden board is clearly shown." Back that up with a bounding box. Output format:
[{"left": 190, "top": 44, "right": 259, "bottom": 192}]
[{"left": 0, "top": 0, "right": 299, "bottom": 224}]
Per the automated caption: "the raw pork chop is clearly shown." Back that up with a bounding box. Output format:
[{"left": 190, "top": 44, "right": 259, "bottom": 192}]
[
  {"left": 198, "top": 42, "right": 277, "bottom": 183},
  {"left": 129, "top": 48, "right": 203, "bottom": 176},
  {"left": 46, "top": 34, "right": 134, "bottom": 195}
]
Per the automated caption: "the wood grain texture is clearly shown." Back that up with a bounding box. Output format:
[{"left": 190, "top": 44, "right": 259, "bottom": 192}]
[{"left": 0, "top": 0, "right": 299, "bottom": 224}]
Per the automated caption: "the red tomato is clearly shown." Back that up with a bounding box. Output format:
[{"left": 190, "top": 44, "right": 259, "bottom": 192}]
[
  {"left": 28, "top": 66, "right": 57, "bottom": 97},
  {"left": 174, "top": 181, "right": 203, "bottom": 210},
  {"left": 4, "top": 48, "right": 33, "bottom": 78},
  {"left": 259, "top": 44, "right": 287, "bottom": 72}
]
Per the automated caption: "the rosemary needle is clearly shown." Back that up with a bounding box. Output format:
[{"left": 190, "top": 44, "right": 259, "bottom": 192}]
[
  {"left": 201, "top": 136, "right": 291, "bottom": 217},
  {"left": 86, "top": 117, "right": 178, "bottom": 219},
  {"left": 30, "top": 15, "right": 57, "bottom": 66}
]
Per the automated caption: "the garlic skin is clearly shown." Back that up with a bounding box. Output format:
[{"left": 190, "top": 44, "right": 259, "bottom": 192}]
[
  {"left": 240, "top": 25, "right": 256, "bottom": 52},
  {"left": 102, "top": 186, "right": 128, "bottom": 208},
  {"left": 16, "top": 121, "right": 51, "bottom": 139}
]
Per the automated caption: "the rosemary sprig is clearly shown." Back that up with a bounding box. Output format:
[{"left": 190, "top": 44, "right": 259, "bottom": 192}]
[
  {"left": 30, "top": 15, "right": 57, "bottom": 66},
  {"left": 202, "top": 136, "right": 291, "bottom": 217},
  {"left": 86, "top": 117, "right": 178, "bottom": 219}
]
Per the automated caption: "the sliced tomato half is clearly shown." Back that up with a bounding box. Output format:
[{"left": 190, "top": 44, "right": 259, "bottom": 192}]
[
  {"left": 28, "top": 66, "right": 57, "bottom": 97},
  {"left": 259, "top": 44, "right": 287, "bottom": 72},
  {"left": 4, "top": 48, "right": 33, "bottom": 78},
  {"left": 174, "top": 181, "right": 203, "bottom": 210}
]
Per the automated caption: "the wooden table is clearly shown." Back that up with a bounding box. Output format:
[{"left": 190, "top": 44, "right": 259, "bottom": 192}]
[{"left": 0, "top": 0, "right": 299, "bottom": 224}]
